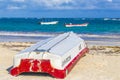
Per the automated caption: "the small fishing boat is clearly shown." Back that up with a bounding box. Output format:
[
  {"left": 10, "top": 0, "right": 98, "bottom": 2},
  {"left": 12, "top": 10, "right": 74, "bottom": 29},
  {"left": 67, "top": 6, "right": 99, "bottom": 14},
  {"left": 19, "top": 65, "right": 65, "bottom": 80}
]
[
  {"left": 10, "top": 32, "right": 89, "bottom": 79},
  {"left": 40, "top": 21, "right": 58, "bottom": 25},
  {"left": 65, "top": 23, "right": 88, "bottom": 27}
]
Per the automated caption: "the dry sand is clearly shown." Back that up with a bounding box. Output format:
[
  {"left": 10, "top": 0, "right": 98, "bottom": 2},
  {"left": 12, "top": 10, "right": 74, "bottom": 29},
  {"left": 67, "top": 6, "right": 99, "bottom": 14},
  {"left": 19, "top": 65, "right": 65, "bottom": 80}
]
[{"left": 0, "top": 42, "right": 120, "bottom": 80}]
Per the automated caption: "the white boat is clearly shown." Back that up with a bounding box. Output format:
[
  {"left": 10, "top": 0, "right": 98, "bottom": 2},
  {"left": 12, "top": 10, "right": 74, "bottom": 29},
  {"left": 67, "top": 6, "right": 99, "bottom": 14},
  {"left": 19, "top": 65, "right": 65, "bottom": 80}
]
[
  {"left": 65, "top": 23, "right": 88, "bottom": 27},
  {"left": 40, "top": 21, "right": 58, "bottom": 25},
  {"left": 104, "top": 18, "right": 110, "bottom": 21},
  {"left": 10, "top": 32, "right": 89, "bottom": 79}
]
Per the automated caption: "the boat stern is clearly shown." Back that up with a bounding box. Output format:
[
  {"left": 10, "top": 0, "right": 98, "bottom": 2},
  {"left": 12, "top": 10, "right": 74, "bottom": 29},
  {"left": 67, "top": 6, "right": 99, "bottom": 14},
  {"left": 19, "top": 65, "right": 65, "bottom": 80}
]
[{"left": 10, "top": 59, "right": 67, "bottom": 79}]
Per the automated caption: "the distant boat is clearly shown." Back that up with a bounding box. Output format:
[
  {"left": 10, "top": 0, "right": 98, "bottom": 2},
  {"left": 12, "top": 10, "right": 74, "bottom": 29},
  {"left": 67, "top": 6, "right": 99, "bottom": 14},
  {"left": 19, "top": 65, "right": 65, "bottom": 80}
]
[
  {"left": 40, "top": 21, "right": 58, "bottom": 25},
  {"left": 104, "top": 18, "right": 110, "bottom": 21},
  {"left": 65, "top": 23, "right": 88, "bottom": 27}
]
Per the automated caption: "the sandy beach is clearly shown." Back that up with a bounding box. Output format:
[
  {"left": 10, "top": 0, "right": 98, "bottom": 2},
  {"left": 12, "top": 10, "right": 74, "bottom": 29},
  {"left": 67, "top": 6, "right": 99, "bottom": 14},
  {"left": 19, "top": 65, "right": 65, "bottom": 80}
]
[{"left": 0, "top": 41, "right": 120, "bottom": 80}]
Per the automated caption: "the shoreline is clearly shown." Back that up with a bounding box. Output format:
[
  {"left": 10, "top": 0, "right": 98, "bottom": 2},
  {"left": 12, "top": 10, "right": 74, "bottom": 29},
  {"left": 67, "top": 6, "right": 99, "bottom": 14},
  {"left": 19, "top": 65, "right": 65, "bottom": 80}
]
[
  {"left": 0, "top": 31, "right": 120, "bottom": 38},
  {"left": 0, "top": 32, "right": 120, "bottom": 46},
  {"left": 86, "top": 41, "right": 120, "bottom": 46}
]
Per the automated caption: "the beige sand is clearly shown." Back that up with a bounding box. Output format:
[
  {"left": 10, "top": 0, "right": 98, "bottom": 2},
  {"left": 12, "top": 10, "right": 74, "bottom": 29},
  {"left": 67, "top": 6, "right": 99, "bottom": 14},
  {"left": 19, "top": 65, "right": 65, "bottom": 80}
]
[{"left": 0, "top": 42, "right": 120, "bottom": 80}]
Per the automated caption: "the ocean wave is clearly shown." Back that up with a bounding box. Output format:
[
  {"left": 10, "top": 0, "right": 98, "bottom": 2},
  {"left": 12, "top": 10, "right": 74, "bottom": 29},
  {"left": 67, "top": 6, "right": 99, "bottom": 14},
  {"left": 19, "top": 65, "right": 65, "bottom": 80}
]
[
  {"left": 0, "top": 31, "right": 120, "bottom": 39},
  {"left": 0, "top": 31, "right": 55, "bottom": 37},
  {"left": 79, "top": 34, "right": 120, "bottom": 39},
  {"left": 104, "top": 18, "right": 120, "bottom": 21}
]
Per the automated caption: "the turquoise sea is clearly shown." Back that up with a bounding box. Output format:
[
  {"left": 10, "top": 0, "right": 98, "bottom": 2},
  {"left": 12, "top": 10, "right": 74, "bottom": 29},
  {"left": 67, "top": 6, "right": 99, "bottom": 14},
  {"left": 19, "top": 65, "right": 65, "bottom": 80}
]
[{"left": 0, "top": 18, "right": 120, "bottom": 42}]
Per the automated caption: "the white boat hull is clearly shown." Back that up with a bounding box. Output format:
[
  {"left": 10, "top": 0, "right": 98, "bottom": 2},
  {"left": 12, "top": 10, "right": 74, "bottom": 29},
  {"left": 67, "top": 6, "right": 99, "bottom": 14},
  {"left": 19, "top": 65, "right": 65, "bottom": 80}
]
[
  {"left": 10, "top": 32, "right": 89, "bottom": 79},
  {"left": 65, "top": 23, "right": 88, "bottom": 27},
  {"left": 41, "top": 21, "right": 58, "bottom": 25}
]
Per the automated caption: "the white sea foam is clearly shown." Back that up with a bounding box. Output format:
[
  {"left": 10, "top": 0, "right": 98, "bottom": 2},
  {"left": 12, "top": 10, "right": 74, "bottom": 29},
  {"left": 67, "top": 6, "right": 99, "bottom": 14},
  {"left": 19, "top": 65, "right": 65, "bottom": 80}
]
[
  {"left": 0, "top": 31, "right": 120, "bottom": 38},
  {"left": 0, "top": 31, "right": 120, "bottom": 42},
  {"left": 0, "top": 31, "right": 55, "bottom": 37},
  {"left": 78, "top": 34, "right": 120, "bottom": 39},
  {"left": 104, "top": 18, "right": 120, "bottom": 21}
]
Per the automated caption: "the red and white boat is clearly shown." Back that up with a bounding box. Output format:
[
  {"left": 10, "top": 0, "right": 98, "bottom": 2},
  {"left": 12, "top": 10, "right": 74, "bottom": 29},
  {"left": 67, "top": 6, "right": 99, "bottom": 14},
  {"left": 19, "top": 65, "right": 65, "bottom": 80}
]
[
  {"left": 65, "top": 23, "right": 88, "bottom": 27},
  {"left": 10, "top": 32, "right": 89, "bottom": 79}
]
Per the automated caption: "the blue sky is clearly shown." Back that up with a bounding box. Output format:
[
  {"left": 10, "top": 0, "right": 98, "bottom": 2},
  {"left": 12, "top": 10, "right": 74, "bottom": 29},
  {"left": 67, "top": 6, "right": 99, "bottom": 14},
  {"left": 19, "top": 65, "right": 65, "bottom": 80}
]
[{"left": 0, "top": 0, "right": 120, "bottom": 18}]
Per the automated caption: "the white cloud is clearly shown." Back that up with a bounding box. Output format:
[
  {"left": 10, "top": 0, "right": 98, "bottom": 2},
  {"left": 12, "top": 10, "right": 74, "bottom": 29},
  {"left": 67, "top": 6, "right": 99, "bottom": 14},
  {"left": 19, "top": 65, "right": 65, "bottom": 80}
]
[
  {"left": 107, "top": 0, "right": 112, "bottom": 2},
  {"left": 1, "top": 0, "right": 119, "bottom": 11},
  {"left": 33, "top": 0, "right": 76, "bottom": 9},
  {"left": 31, "top": 0, "right": 109, "bottom": 10},
  {"left": 50, "top": 6, "right": 78, "bottom": 10},
  {"left": 12, "top": 0, "right": 25, "bottom": 2},
  {"left": 34, "top": 0, "right": 74, "bottom": 5},
  {"left": 7, "top": 5, "right": 26, "bottom": 10}
]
